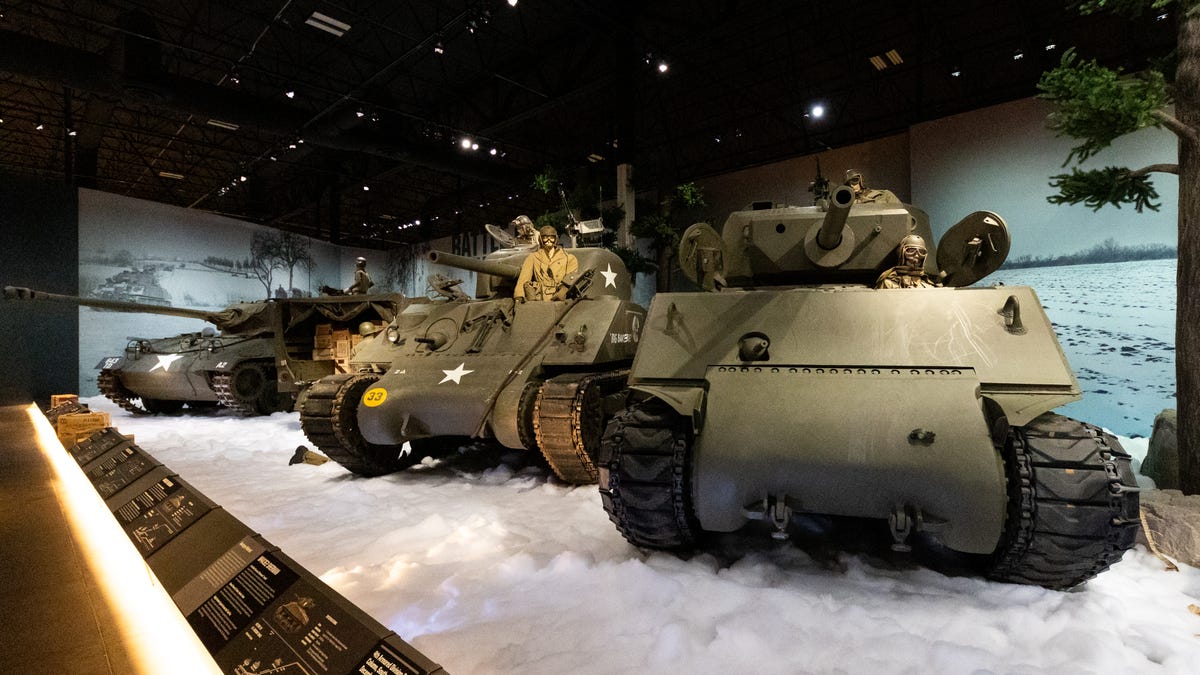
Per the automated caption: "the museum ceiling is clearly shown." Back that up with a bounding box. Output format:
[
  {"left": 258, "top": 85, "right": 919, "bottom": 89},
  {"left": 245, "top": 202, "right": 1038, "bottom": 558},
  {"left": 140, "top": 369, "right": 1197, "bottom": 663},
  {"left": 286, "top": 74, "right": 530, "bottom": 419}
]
[{"left": 0, "top": 1, "right": 1175, "bottom": 248}]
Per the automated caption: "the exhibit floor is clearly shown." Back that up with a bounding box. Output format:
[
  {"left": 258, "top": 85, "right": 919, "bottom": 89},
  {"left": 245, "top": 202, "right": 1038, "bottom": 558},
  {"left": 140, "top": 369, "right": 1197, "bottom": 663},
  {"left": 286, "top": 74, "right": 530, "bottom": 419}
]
[{"left": 33, "top": 396, "right": 1198, "bottom": 674}]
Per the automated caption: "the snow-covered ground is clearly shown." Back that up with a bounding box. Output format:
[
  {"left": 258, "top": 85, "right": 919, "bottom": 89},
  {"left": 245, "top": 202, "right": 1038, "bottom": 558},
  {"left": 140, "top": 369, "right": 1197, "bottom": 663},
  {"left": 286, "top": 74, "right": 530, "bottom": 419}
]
[{"left": 82, "top": 396, "right": 1200, "bottom": 675}]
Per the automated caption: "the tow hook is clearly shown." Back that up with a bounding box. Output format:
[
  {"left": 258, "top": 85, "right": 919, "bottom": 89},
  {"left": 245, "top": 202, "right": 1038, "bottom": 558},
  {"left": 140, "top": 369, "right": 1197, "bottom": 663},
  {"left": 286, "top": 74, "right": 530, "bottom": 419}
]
[
  {"left": 742, "top": 494, "right": 796, "bottom": 540},
  {"left": 888, "top": 503, "right": 923, "bottom": 552}
]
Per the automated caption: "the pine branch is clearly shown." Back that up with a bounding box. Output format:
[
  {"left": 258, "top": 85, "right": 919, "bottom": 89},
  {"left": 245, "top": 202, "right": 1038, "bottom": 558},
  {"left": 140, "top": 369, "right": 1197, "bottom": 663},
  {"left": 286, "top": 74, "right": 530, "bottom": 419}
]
[
  {"left": 1047, "top": 166, "right": 1162, "bottom": 212},
  {"left": 1152, "top": 109, "right": 1200, "bottom": 145}
]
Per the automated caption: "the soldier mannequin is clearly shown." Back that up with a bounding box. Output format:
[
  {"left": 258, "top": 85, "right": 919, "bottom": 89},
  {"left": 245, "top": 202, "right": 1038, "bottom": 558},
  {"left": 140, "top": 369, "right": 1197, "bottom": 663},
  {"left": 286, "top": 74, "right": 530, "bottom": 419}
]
[
  {"left": 875, "top": 234, "right": 941, "bottom": 289},
  {"left": 511, "top": 215, "right": 539, "bottom": 249},
  {"left": 844, "top": 169, "right": 901, "bottom": 205},
  {"left": 345, "top": 256, "right": 374, "bottom": 294},
  {"left": 514, "top": 226, "right": 579, "bottom": 302}
]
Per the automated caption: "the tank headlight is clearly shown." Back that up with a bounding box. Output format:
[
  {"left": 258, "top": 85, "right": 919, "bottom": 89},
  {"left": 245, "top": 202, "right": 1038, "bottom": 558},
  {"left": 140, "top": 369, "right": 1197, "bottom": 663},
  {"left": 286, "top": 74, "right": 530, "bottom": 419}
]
[{"left": 386, "top": 326, "right": 400, "bottom": 343}]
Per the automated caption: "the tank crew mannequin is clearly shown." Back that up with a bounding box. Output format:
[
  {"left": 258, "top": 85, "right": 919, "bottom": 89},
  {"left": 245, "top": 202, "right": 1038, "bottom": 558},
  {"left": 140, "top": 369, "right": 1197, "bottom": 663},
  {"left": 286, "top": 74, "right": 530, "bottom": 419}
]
[
  {"left": 844, "top": 169, "right": 901, "bottom": 205},
  {"left": 511, "top": 215, "right": 539, "bottom": 249},
  {"left": 515, "top": 226, "right": 579, "bottom": 302},
  {"left": 875, "top": 234, "right": 942, "bottom": 289},
  {"left": 345, "top": 256, "right": 374, "bottom": 294}
]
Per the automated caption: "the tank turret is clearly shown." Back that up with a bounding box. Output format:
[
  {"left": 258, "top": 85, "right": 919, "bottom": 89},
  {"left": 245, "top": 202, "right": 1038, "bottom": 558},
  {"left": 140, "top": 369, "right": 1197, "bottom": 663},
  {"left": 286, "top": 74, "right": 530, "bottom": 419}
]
[
  {"left": 597, "top": 179, "right": 1140, "bottom": 590},
  {"left": 5, "top": 285, "right": 413, "bottom": 416},
  {"left": 298, "top": 239, "right": 645, "bottom": 483}
]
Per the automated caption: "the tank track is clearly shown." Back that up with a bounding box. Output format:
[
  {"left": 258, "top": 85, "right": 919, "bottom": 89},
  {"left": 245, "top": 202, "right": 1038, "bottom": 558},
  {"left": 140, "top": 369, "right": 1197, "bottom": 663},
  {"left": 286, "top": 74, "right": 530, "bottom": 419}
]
[
  {"left": 97, "top": 369, "right": 148, "bottom": 414},
  {"left": 211, "top": 361, "right": 284, "bottom": 415},
  {"left": 532, "top": 370, "right": 628, "bottom": 485},
  {"left": 597, "top": 397, "right": 698, "bottom": 549},
  {"left": 299, "top": 373, "right": 414, "bottom": 477},
  {"left": 986, "top": 412, "right": 1141, "bottom": 590}
]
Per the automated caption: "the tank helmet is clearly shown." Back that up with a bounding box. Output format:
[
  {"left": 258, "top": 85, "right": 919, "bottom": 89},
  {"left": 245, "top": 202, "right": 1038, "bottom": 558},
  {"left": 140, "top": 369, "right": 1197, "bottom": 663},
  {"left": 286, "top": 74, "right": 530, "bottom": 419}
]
[
  {"left": 844, "top": 169, "right": 863, "bottom": 187},
  {"left": 511, "top": 214, "right": 534, "bottom": 229},
  {"left": 897, "top": 234, "right": 928, "bottom": 267},
  {"left": 358, "top": 321, "right": 379, "bottom": 336},
  {"left": 539, "top": 225, "right": 559, "bottom": 239},
  {"left": 355, "top": 256, "right": 367, "bottom": 265}
]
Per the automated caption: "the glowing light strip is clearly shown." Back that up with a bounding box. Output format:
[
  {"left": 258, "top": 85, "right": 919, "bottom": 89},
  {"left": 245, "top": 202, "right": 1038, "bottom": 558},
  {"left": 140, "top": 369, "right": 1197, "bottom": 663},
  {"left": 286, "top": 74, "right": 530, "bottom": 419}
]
[{"left": 26, "top": 405, "right": 220, "bottom": 674}]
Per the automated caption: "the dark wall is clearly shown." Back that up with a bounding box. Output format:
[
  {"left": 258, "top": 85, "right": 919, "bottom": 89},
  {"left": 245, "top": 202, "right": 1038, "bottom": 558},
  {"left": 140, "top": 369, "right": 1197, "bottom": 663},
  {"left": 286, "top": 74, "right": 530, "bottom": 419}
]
[{"left": 0, "top": 174, "right": 78, "bottom": 406}]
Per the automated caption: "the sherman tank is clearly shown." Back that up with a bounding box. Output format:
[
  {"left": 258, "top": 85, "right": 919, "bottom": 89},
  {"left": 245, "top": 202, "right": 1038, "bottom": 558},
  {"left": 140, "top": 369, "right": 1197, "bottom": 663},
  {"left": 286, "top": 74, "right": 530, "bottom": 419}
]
[
  {"left": 596, "top": 183, "right": 1140, "bottom": 589},
  {"left": 3, "top": 286, "right": 411, "bottom": 415},
  {"left": 298, "top": 239, "right": 645, "bottom": 481}
]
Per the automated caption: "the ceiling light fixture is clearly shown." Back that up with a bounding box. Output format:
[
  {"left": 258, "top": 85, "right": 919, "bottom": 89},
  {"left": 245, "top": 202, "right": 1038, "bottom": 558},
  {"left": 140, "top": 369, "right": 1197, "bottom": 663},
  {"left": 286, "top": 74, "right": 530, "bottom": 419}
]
[
  {"left": 240, "top": 175, "right": 248, "bottom": 182},
  {"left": 356, "top": 108, "right": 365, "bottom": 118},
  {"left": 206, "top": 119, "right": 239, "bottom": 131},
  {"left": 810, "top": 104, "right": 825, "bottom": 119},
  {"left": 950, "top": 66, "right": 961, "bottom": 77},
  {"left": 869, "top": 55, "right": 887, "bottom": 71},
  {"left": 1013, "top": 49, "right": 1024, "bottom": 61},
  {"left": 489, "top": 147, "right": 497, "bottom": 156},
  {"left": 657, "top": 60, "right": 669, "bottom": 74},
  {"left": 67, "top": 128, "right": 77, "bottom": 136},
  {"left": 362, "top": 185, "right": 370, "bottom": 191},
  {"left": 306, "top": 11, "right": 350, "bottom": 37},
  {"left": 508, "top": 0, "right": 518, "bottom": 6},
  {"left": 285, "top": 90, "right": 295, "bottom": 99},
  {"left": 35, "top": 121, "right": 44, "bottom": 130},
  {"left": 886, "top": 49, "right": 903, "bottom": 66},
  {"left": 1045, "top": 40, "right": 1056, "bottom": 51},
  {"left": 158, "top": 171, "right": 185, "bottom": 180},
  {"left": 434, "top": 41, "right": 445, "bottom": 55},
  {"left": 460, "top": 137, "right": 473, "bottom": 149}
]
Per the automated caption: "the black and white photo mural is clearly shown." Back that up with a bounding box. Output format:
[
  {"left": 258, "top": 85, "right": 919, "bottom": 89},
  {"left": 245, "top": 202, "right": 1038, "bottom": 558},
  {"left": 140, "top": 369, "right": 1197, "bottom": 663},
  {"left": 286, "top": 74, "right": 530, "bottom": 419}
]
[{"left": 75, "top": 188, "right": 387, "bottom": 396}]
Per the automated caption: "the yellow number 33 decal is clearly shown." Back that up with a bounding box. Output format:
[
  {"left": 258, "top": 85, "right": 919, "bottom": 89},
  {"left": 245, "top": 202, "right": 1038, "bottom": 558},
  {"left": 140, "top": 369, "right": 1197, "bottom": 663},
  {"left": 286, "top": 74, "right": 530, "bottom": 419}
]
[{"left": 362, "top": 387, "right": 388, "bottom": 407}]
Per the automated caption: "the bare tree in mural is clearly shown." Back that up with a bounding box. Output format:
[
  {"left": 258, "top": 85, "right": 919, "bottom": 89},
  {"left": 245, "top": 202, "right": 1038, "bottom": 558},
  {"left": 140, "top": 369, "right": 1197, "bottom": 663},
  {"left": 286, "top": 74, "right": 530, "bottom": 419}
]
[
  {"left": 249, "top": 232, "right": 283, "bottom": 298},
  {"left": 1038, "top": 0, "right": 1198, "bottom": 494},
  {"left": 277, "top": 232, "right": 316, "bottom": 296}
]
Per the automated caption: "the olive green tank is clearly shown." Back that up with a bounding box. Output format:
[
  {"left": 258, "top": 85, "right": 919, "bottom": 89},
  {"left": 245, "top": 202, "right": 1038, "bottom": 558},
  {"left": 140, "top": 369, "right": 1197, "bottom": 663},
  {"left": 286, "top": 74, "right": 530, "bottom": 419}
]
[
  {"left": 297, "top": 240, "right": 646, "bottom": 481},
  {"left": 596, "top": 184, "right": 1141, "bottom": 589},
  {"left": 3, "top": 286, "right": 412, "bottom": 415}
]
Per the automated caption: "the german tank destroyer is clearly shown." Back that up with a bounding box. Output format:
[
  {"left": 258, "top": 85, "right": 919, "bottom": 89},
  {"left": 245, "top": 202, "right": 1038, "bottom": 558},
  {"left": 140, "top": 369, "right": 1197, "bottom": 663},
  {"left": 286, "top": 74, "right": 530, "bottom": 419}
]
[
  {"left": 298, "top": 234, "right": 646, "bottom": 481},
  {"left": 596, "top": 180, "right": 1140, "bottom": 589},
  {"left": 4, "top": 286, "right": 412, "bottom": 415}
]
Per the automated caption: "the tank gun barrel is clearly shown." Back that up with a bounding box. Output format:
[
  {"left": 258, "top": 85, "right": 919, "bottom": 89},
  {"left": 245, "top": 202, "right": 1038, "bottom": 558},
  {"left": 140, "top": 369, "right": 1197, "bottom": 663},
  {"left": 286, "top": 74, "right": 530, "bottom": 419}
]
[
  {"left": 427, "top": 251, "right": 522, "bottom": 280},
  {"left": 817, "top": 185, "right": 855, "bottom": 250},
  {"left": 3, "top": 285, "right": 221, "bottom": 323}
]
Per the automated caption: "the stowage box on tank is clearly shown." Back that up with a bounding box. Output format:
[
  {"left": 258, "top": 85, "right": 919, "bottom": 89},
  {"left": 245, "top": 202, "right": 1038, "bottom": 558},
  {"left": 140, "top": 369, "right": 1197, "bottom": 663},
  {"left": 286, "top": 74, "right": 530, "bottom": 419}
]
[
  {"left": 596, "top": 182, "right": 1141, "bottom": 589},
  {"left": 3, "top": 286, "right": 413, "bottom": 415},
  {"left": 298, "top": 234, "right": 646, "bottom": 482}
]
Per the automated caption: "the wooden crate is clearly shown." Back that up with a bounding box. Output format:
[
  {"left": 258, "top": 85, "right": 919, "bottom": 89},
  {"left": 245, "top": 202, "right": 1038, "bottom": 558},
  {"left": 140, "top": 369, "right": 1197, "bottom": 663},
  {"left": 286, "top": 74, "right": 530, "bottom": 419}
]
[
  {"left": 51, "top": 394, "right": 79, "bottom": 407},
  {"left": 55, "top": 411, "right": 111, "bottom": 446}
]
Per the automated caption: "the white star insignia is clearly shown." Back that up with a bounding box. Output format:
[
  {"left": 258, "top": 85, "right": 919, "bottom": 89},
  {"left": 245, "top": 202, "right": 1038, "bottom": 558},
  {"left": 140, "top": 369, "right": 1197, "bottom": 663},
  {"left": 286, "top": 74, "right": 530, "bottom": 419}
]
[
  {"left": 601, "top": 263, "right": 618, "bottom": 288},
  {"left": 439, "top": 362, "right": 474, "bottom": 384},
  {"left": 149, "top": 353, "right": 185, "bottom": 372}
]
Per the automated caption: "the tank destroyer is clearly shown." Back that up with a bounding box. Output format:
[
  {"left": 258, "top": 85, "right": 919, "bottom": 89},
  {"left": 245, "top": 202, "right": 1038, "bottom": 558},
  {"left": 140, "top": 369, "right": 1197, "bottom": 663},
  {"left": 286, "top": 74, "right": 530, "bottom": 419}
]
[
  {"left": 298, "top": 234, "right": 645, "bottom": 481},
  {"left": 596, "top": 181, "right": 1140, "bottom": 589},
  {"left": 3, "top": 286, "right": 412, "bottom": 415}
]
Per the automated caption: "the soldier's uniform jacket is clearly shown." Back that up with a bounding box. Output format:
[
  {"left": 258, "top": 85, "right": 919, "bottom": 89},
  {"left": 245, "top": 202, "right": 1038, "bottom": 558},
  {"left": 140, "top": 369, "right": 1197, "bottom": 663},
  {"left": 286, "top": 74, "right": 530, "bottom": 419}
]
[
  {"left": 348, "top": 268, "right": 374, "bottom": 294},
  {"left": 858, "top": 188, "right": 902, "bottom": 205},
  {"left": 874, "top": 265, "right": 940, "bottom": 289},
  {"left": 515, "top": 247, "right": 579, "bottom": 300}
]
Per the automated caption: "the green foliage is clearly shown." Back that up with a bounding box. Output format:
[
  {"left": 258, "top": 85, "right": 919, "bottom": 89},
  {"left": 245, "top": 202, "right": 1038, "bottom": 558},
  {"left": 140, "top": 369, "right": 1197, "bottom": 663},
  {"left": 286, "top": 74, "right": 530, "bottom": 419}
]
[
  {"left": 1038, "top": 48, "right": 1168, "bottom": 164},
  {"left": 610, "top": 245, "right": 656, "bottom": 276},
  {"left": 675, "top": 182, "right": 706, "bottom": 208},
  {"left": 1047, "top": 166, "right": 1162, "bottom": 211},
  {"left": 532, "top": 167, "right": 559, "bottom": 194},
  {"left": 1070, "top": 0, "right": 1177, "bottom": 17}
]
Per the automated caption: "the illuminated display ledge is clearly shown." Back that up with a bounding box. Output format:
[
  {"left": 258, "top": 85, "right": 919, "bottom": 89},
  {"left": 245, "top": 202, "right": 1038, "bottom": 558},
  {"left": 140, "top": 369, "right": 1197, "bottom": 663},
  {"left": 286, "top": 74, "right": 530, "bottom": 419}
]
[{"left": 39, "top": 402, "right": 445, "bottom": 675}]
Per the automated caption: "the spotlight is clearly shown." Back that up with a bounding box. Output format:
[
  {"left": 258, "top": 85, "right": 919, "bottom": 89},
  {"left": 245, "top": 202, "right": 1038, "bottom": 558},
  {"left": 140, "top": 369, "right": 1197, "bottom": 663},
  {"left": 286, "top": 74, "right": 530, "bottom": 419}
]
[
  {"left": 810, "top": 104, "right": 825, "bottom": 119},
  {"left": 657, "top": 60, "right": 669, "bottom": 74},
  {"left": 362, "top": 185, "right": 370, "bottom": 191},
  {"left": 460, "top": 137, "right": 473, "bottom": 149},
  {"left": 356, "top": 108, "right": 365, "bottom": 118},
  {"left": 285, "top": 90, "right": 295, "bottom": 98},
  {"left": 1045, "top": 40, "right": 1056, "bottom": 51},
  {"left": 240, "top": 175, "right": 248, "bottom": 182},
  {"left": 35, "top": 122, "right": 44, "bottom": 130},
  {"left": 489, "top": 147, "right": 497, "bottom": 156},
  {"left": 508, "top": 0, "right": 518, "bottom": 6},
  {"left": 950, "top": 66, "right": 961, "bottom": 77},
  {"left": 1012, "top": 49, "right": 1024, "bottom": 61},
  {"left": 471, "top": 142, "right": 479, "bottom": 150},
  {"left": 68, "top": 128, "right": 77, "bottom": 137},
  {"left": 434, "top": 41, "right": 445, "bottom": 55}
]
